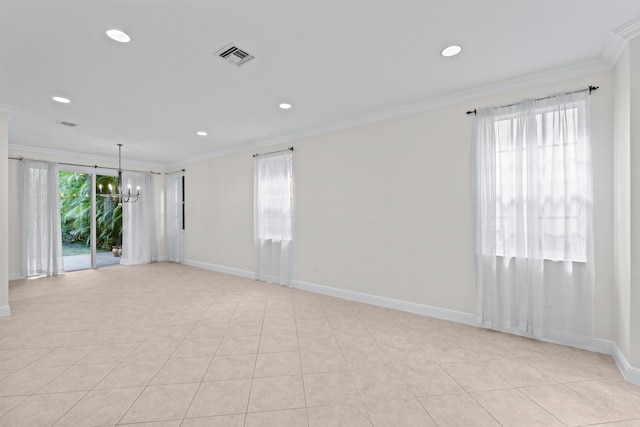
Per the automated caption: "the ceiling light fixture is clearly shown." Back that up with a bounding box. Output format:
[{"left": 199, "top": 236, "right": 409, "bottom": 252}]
[
  {"left": 106, "top": 29, "right": 131, "bottom": 43},
  {"left": 279, "top": 103, "right": 292, "bottom": 110},
  {"left": 98, "top": 144, "right": 140, "bottom": 205},
  {"left": 441, "top": 45, "right": 462, "bottom": 57},
  {"left": 52, "top": 96, "right": 71, "bottom": 103},
  {"left": 197, "top": 131, "right": 208, "bottom": 136}
]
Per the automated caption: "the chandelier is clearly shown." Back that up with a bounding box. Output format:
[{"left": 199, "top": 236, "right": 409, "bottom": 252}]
[{"left": 98, "top": 144, "right": 140, "bottom": 205}]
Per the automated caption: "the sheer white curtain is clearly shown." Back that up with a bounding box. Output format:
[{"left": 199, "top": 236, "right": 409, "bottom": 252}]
[
  {"left": 120, "top": 172, "right": 157, "bottom": 265},
  {"left": 166, "top": 171, "right": 184, "bottom": 263},
  {"left": 21, "top": 159, "right": 63, "bottom": 276},
  {"left": 254, "top": 151, "right": 293, "bottom": 285},
  {"left": 473, "top": 91, "right": 594, "bottom": 344}
]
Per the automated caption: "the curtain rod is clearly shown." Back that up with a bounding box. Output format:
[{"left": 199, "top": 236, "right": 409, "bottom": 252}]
[
  {"left": 8, "top": 156, "right": 161, "bottom": 175},
  {"left": 465, "top": 85, "right": 599, "bottom": 115},
  {"left": 165, "top": 169, "right": 186, "bottom": 175},
  {"left": 252, "top": 147, "right": 294, "bottom": 158}
]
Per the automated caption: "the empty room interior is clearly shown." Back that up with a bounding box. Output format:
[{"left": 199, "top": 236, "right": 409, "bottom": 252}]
[{"left": 1, "top": 1, "right": 640, "bottom": 426}]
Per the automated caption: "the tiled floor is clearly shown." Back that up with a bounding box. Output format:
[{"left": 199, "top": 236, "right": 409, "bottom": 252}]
[{"left": 1, "top": 262, "right": 639, "bottom": 427}]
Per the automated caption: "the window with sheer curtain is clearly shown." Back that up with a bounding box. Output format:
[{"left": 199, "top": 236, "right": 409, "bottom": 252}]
[
  {"left": 166, "top": 171, "right": 184, "bottom": 263},
  {"left": 473, "top": 90, "right": 594, "bottom": 344},
  {"left": 21, "top": 159, "right": 63, "bottom": 276},
  {"left": 254, "top": 151, "right": 293, "bottom": 285},
  {"left": 491, "top": 101, "right": 589, "bottom": 262}
]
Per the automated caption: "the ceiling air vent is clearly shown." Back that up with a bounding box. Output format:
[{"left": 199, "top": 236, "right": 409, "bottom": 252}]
[
  {"left": 217, "top": 44, "right": 255, "bottom": 66},
  {"left": 56, "top": 120, "right": 77, "bottom": 127}
]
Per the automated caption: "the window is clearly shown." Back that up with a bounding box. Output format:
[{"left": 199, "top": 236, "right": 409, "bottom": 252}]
[{"left": 478, "top": 95, "right": 590, "bottom": 262}]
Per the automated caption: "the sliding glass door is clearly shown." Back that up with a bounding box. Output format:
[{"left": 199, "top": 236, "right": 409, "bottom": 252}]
[{"left": 59, "top": 169, "right": 122, "bottom": 271}]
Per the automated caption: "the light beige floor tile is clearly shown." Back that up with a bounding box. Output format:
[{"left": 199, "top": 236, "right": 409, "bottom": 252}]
[
  {"left": 114, "top": 421, "right": 181, "bottom": 427},
  {"left": 472, "top": 388, "right": 564, "bottom": 426},
  {"left": 0, "top": 348, "right": 51, "bottom": 369},
  {"left": 382, "top": 344, "right": 435, "bottom": 370},
  {"left": 245, "top": 408, "right": 308, "bottom": 426},
  {"left": 248, "top": 375, "right": 306, "bottom": 412},
  {"left": 216, "top": 335, "right": 260, "bottom": 355},
  {"left": 171, "top": 338, "right": 221, "bottom": 359},
  {"left": 565, "top": 379, "right": 640, "bottom": 419},
  {"left": 148, "top": 326, "right": 192, "bottom": 341},
  {"left": 204, "top": 354, "right": 256, "bottom": 381},
  {"left": 398, "top": 364, "right": 464, "bottom": 396},
  {"left": 254, "top": 352, "right": 301, "bottom": 377},
  {"left": 62, "top": 330, "right": 117, "bottom": 347},
  {"left": 181, "top": 414, "right": 246, "bottom": 426},
  {"left": 0, "top": 365, "right": 67, "bottom": 396},
  {"left": 259, "top": 334, "right": 299, "bottom": 353},
  {"left": 6, "top": 263, "right": 636, "bottom": 427},
  {"left": 107, "top": 327, "right": 158, "bottom": 344},
  {"left": 420, "top": 393, "right": 501, "bottom": 426},
  {"left": 187, "top": 379, "right": 252, "bottom": 417},
  {"left": 351, "top": 369, "right": 413, "bottom": 402},
  {"left": 520, "top": 383, "right": 624, "bottom": 425},
  {"left": 0, "top": 369, "right": 16, "bottom": 382},
  {"left": 300, "top": 349, "right": 347, "bottom": 374},
  {"left": 303, "top": 372, "right": 361, "bottom": 407},
  {"left": 227, "top": 321, "right": 263, "bottom": 337},
  {"left": 95, "top": 359, "right": 164, "bottom": 389},
  {"left": 307, "top": 404, "right": 372, "bottom": 426},
  {"left": 523, "top": 355, "right": 595, "bottom": 382},
  {"left": 421, "top": 342, "right": 477, "bottom": 364},
  {"left": 262, "top": 320, "right": 297, "bottom": 335},
  {"left": 587, "top": 421, "right": 640, "bottom": 427},
  {"left": 120, "top": 382, "right": 198, "bottom": 423},
  {"left": 77, "top": 342, "right": 139, "bottom": 365},
  {"left": 0, "top": 396, "right": 27, "bottom": 418},
  {"left": 365, "top": 398, "right": 436, "bottom": 426},
  {"left": 54, "top": 387, "right": 144, "bottom": 426},
  {"left": 150, "top": 357, "right": 210, "bottom": 385},
  {"left": 125, "top": 339, "right": 181, "bottom": 362},
  {"left": 38, "top": 362, "right": 116, "bottom": 393},
  {"left": 481, "top": 357, "right": 556, "bottom": 387},
  {"left": 441, "top": 362, "right": 512, "bottom": 392},
  {"left": 31, "top": 345, "right": 97, "bottom": 367},
  {"left": 296, "top": 318, "right": 332, "bottom": 335},
  {"left": 342, "top": 349, "right": 393, "bottom": 372},
  {"left": 0, "top": 391, "right": 85, "bottom": 427}
]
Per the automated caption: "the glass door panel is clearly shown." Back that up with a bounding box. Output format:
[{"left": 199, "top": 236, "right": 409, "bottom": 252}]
[
  {"left": 96, "top": 175, "right": 122, "bottom": 268},
  {"left": 60, "top": 171, "right": 92, "bottom": 271}
]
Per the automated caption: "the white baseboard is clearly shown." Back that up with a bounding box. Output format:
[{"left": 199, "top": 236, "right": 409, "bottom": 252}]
[
  {"left": 291, "top": 279, "right": 476, "bottom": 326},
  {"left": 8, "top": 273, "right": 25, "bottom": 281},
  {"left": 0, "top": 305, "right": 11, "bottom": 317},
  {"left": 157, "top": 256, "right": 168, "bottom": 262},
  {"left": 182, "top": 259, "right": 254, "bottom": 279},
  {"left": 611, "top": 342, "right": 640, "bottom": 387}
]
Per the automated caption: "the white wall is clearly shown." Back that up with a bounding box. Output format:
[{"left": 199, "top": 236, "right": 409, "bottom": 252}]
[
  {"left": 613, "top": 44, "right": 631, "bottom": 360},
  {"left": 7, "top": 148, "right": 167, "bottom": 277},
  {"left": 181, "top": 71, "right": 614, "bottom": 340},
  {"left": 0, "top": 112, "right": 9, "bottom": 316},
  {"left": 628, "top": 37, "right": 640, "bottom": 369}
]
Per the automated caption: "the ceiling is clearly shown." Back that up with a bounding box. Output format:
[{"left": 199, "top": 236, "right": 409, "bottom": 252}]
[{"left": 1, "top": 1, "right": 638, "bottom": 165}]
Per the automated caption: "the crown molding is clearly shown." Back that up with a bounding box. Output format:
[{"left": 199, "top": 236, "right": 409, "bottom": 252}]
[
  {"left": 601, "top": 16, "right": 640, "bottom": 66},
  {"left": 167, "top": 57, "right": 611, "bottom": 167},
  {"left": 8, "top": 144, "right": 166, "bottom": 170},
  {"left": 614, "top": 15, "right": 640, "bottom": 41},
  {"left": 0, "top": 103, "right": 19, "bottom": 119}
]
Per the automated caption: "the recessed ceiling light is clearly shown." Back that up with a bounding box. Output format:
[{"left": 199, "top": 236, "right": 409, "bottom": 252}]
[
  {"left": 197, "top": 131, "right": 207, "bottom": 136},
  {"left": 52, "top": 96, "right": 70, "bottom": 103},
  {"left": 106, "top": 29, "right": 131, "bottom": 43},
  {"left": 279, "top": 103, "right": 292, "bottom": 110},
  {"left": 441, "top": 45, "right": 462, "bottom": 57}
]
